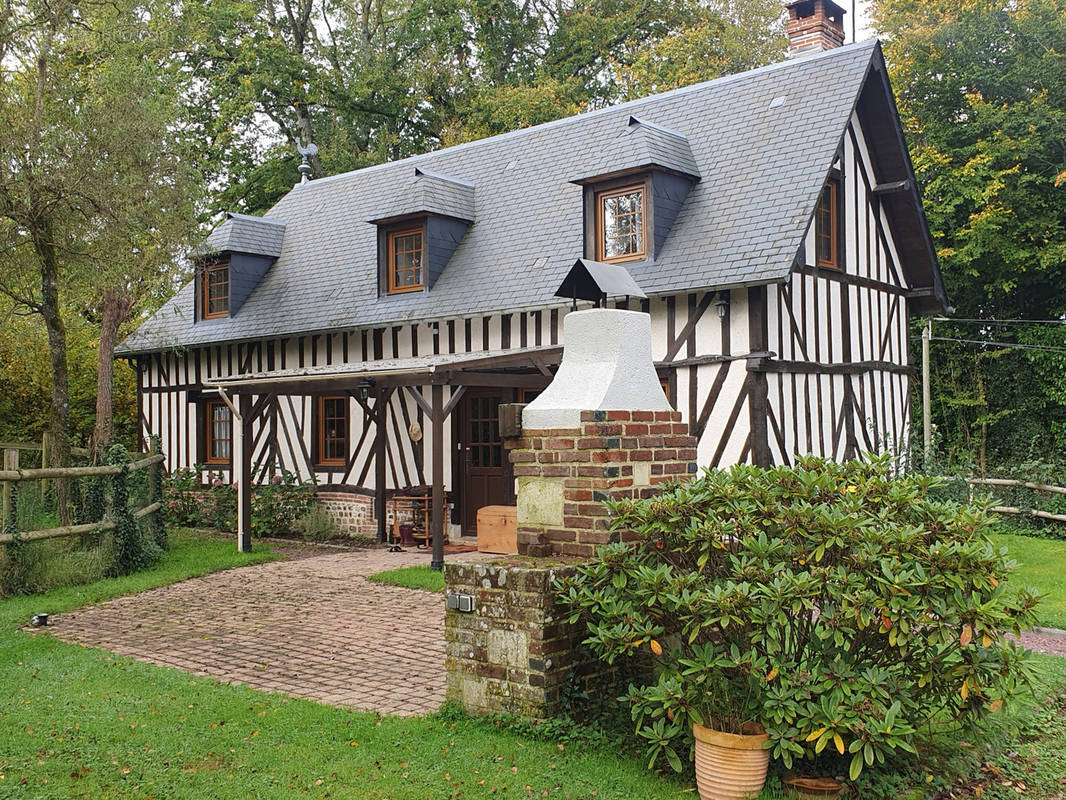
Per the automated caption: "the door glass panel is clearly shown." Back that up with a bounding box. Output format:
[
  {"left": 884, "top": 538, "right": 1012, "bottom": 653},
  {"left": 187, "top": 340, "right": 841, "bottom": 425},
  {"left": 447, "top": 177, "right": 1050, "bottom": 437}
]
[{"left": 468, "top": 395, "right": 505, "bottom": 472}]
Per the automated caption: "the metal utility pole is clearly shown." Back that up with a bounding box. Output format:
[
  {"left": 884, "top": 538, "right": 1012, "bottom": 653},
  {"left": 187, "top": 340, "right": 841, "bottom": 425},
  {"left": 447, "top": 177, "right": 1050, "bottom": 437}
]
[{"left": 922, "top": 319, "right": 932, "bottom": 467}]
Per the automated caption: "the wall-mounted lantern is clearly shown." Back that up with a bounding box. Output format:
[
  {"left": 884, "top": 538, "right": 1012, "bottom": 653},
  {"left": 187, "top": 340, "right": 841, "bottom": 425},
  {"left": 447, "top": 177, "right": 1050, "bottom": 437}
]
[{"left": 714, "top": 294, "right": 730, "bottom": 320}]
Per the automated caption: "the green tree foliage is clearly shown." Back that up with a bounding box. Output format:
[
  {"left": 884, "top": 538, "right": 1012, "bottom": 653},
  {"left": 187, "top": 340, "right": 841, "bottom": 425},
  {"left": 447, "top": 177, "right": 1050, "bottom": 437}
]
[
  {"left": 0, "top": 311, "right": 135, "bottom": 446},
  {"left": 873, "top": 0, "right": 1066, "bottom": 468},
  {"left": 613, "top": 0, "right": 785, "bottom": 99},
  {"left": 179, "top": 0, "right": 787, "bottom": 213},
  {"left": 0, "top": 0, "right": 200, "bottom": 469}
]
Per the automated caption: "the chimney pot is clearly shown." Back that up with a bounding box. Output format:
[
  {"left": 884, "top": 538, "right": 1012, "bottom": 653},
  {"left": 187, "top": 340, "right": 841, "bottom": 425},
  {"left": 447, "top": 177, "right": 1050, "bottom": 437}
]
[{"left": 786, "top": 0, "right": 846, "bottom": 56}]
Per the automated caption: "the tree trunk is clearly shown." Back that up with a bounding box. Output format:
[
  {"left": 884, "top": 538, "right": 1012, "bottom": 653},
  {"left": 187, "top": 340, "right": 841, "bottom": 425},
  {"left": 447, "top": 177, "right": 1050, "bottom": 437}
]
[
  {"left": 91, "top": 286, "right": 135, "bottom": 463},
  {"left": 34, "top": 220, "right": 73, "bottom": 525}
]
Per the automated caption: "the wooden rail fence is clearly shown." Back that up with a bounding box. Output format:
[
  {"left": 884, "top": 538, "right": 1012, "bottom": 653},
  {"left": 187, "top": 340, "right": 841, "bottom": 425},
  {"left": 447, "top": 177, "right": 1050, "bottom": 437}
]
[
  {"left": 0, "top": 445, "right": 165, "bottom": 545},
  {"left": 0, "top": 436, "right": 91, "bottom": 497},
  {"left": 964, "top": 476, "right": 1066, "bottom": 524}
]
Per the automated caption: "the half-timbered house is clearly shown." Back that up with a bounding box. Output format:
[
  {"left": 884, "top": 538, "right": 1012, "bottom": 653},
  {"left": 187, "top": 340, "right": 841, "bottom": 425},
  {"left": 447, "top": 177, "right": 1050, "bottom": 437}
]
[{"left": 118, "top": 1, "right": 947, "bottom": 549}]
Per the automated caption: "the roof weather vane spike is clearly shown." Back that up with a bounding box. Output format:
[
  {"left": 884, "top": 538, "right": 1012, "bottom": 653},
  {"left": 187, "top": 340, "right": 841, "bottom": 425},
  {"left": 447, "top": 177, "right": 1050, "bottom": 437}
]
[{"left": 296, "top": 140, "right": 318, "bottom": 184}]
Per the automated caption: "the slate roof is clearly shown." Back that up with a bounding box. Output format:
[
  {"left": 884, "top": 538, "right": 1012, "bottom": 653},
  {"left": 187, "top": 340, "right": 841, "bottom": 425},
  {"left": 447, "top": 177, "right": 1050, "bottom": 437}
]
[
  {"left": 194, "top": 212, "right": 286, "bottom": 259},
  {"left": 570, "top": 117, "right": 701, "bottom": 183},
  {"left": 121, "top": 40, "right": 934, "bottom": 355},
  {"left": 368, "top": 168, "right": 476, "bottom": 224}
]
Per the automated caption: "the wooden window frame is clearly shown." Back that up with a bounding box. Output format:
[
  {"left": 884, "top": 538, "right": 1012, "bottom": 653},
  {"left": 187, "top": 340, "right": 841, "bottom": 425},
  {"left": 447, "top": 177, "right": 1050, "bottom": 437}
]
[
  {"left": 315, "top": 395, "right": 348, "bottom": 468},
  {"left": 386, "top": 226, "right": 426, "bottom": 294},
  {"left": 815, "top": 176, "right": 842, "bottom": 270},
  {"left": 595, "top": 182, "right": 648, "bottom": 264},
  {"left": 201, "top": 260, "right": 230, "bottom": 319},
  {"left": 203, "top": 399, "right": 232, "bottom": 465},
  {"left": 656, "top": 369, "right": 675, "bottom": 408}
]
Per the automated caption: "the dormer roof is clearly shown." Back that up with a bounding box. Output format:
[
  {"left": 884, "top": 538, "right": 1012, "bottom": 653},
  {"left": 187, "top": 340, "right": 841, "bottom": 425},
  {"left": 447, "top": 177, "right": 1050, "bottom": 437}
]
[
  {"left": 571, "top": 117, "right": 701, "bottom": 184},
  {"left": 196, "top": 212, "right": 286, "bottom": 259},
  {"left": 367, "top": 168, "right": 475, "bottom": 225}
]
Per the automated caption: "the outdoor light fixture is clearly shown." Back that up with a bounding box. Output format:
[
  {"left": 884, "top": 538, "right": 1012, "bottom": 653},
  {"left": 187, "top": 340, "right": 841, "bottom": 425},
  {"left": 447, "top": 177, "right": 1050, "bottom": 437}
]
[
  {"left": 714, "top": 295, "right": 730, "bottom": 319},
  {"left": 357, "top": 378, "right": 375, "bottom": 402}
]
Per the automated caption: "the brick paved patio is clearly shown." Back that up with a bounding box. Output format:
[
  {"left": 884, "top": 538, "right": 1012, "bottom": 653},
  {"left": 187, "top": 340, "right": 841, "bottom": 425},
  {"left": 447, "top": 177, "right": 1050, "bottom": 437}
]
[{"left": 46, "top": 546, "right": 492, "bottom": 716}]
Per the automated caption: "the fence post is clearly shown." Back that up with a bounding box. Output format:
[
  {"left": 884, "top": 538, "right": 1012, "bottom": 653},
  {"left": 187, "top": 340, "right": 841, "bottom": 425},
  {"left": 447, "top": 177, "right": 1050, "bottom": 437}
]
[
  {"left": 148, "top": 435, "right": 166, "bottom": 549},
  {"left": 108, "top": 445, "right": 135, "bottom": 575},
  {"left": 1, "top": 449, "right": 18, "bottom": 532},
  {"left": 40, "top": 431, "right": 51, "bottom": 496}
]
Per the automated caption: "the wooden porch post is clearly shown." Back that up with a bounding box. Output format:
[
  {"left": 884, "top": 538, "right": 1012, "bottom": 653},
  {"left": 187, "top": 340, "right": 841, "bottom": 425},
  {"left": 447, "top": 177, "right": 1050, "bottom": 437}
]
[
  {"left": 236, "top": 393, "right": 252, "bottom": 552},
  {"left": 374, "top": 388, "right": 388, "bottom": 543},
  {"left": 431, "top": 384, "right": 444, "bottom": 571}
]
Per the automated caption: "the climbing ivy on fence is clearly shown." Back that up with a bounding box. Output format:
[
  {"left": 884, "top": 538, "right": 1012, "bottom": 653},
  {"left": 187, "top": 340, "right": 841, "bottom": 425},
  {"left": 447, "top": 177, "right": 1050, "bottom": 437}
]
[{"left": 107, "top": 444, "right": 162, "bottom": 576}]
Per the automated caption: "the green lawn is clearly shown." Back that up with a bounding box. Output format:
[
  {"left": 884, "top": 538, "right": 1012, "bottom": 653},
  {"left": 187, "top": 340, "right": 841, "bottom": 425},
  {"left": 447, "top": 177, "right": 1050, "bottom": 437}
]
[
  {"left": 990, "top": 531, "right": 1066, "bottom": 629},
  {"left": 0, "top": 531, "right": 686, "bottom": 799},
  {"left": 3, "top": 528, "right": 1065, "bottom": 799},
  {"left": 850, "top": 654, "right": 1066, "bottom": 800},
  {"left": 984, "top": 655, "right": 1066, "bottom": 800},
  {"left": 367, "top": 564, "right": 446, "bottom": 592}
]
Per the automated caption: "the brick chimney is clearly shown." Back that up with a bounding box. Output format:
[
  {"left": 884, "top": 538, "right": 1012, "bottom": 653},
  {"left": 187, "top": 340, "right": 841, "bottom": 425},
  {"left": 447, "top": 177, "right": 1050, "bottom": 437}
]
[{"left": 786, "top": 0, "right": 846, "bottom": 56}]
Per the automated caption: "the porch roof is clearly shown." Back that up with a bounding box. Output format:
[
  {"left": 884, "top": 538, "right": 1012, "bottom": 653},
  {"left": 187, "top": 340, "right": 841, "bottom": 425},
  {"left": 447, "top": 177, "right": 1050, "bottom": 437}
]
[{"left": 203, "top": 345, "right": 563, "bottom": 395}]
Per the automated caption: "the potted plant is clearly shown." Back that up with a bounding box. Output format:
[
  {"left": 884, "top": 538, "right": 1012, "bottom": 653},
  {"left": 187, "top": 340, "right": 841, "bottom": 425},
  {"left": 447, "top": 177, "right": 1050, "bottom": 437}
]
[
  {"left": 691, "top": 721, "right": 770, "bottom": 800},
  {"left": 607, "top": 628, "right": 773, "bottom": 799},
  {"left": 557, "top": 456, "right": 1039, "bottom": 798}
]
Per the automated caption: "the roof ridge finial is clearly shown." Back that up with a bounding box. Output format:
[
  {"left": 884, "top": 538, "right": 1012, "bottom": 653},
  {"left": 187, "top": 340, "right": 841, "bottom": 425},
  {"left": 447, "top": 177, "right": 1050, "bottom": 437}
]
[{"left": 296, "top": 140, "right": 318, "bottom": 184}]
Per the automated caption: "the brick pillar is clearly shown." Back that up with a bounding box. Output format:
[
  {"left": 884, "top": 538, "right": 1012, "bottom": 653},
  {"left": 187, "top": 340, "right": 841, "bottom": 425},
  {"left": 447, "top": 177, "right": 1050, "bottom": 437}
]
[
  {"left": 506, "top": 409, "right": 698, "bottom": 558},
  {"left": 445, "top": 307, "right": 700, "bottom": 720}
]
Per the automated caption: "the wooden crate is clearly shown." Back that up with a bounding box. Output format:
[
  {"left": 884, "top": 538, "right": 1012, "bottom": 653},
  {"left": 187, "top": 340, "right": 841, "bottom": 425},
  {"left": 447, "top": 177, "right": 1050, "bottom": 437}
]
[{"left": 477, "top": 505, "right": 518, "bottom": 554}]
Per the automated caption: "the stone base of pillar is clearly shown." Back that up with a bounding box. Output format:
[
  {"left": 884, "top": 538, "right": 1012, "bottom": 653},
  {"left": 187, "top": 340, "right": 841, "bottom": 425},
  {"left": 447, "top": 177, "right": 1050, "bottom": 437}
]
[{"left": 445, "top": 559, "right": 605, "bottom": 719}]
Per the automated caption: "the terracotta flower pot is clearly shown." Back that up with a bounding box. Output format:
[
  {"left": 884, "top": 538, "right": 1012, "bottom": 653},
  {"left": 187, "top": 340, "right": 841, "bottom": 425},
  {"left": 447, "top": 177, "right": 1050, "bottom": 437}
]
[
  {"left": 692, "top": 722, "right": 770, "bottom": 800},
  {"left": 783, "top": 776, "right": 844, "bottom": 799}
]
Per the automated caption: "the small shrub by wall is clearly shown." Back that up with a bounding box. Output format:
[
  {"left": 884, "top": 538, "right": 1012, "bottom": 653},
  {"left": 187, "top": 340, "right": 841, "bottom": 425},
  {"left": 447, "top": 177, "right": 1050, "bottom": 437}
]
[{"left": 164, "top": 466, "right": 314, "bottom": 536}]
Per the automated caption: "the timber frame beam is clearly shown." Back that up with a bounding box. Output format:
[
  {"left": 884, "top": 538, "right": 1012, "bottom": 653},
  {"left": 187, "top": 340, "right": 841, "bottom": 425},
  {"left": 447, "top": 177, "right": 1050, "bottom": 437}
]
[{"left": 746, "top": 357, "right": 915, "bottom": 377}]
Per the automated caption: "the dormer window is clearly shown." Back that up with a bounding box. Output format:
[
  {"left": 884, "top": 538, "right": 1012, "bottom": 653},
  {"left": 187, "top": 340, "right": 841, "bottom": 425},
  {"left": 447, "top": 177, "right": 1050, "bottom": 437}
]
[
  {"left": 368, "top": 168, "right": 474, "bottom": 296},
  {"left": 192, "top": 213, "right": 285, "bottom": 323},
  {"left": 387, "top": 226, "right": 425, "bottom": 293},
  {"left": 572, "top": 118, "right": 700, "bottom": 265},
  {"left": 202, "top": 260, "right": 229, "bottom": 319},
  {"left": 596, "top": 182, "right": 647, "bottom": 263}
]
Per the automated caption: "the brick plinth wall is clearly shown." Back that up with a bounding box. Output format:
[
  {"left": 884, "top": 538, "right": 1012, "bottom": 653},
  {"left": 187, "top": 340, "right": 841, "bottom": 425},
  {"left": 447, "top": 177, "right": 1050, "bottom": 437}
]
[
  {"left": 445, "top": 559, "right": 596, "bottom": 718},
  {"left": 314, "top": 489, "right": 439, "bottom": 540},
  {"left": 315, "top": 490, "right": 376, "bottom": 538},
  {"left": 506, "top": 410, "right": 698, "bottom": 558}
]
